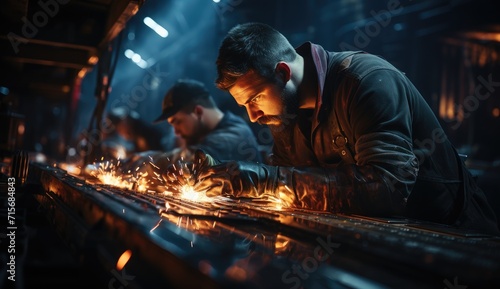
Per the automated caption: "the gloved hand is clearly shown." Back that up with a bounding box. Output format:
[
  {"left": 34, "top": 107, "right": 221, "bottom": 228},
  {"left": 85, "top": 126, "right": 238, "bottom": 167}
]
[
  {"left": 194, "top": 151, "right": 278, "bottom": 199},
  {"left": 189, "top": 150, "right": 409, "bottom": 214}
]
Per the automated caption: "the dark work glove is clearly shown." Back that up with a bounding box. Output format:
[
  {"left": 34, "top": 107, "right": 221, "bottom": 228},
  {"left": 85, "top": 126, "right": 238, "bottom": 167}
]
[
  {"left": 191, "top": 150, "right": 409, "bottom": 214},
  {"left": 194, "top": 159, "right": 278, "bottom": 199},
  {"left": 193, "top": 150, "right": 335, "bottom": 210}
]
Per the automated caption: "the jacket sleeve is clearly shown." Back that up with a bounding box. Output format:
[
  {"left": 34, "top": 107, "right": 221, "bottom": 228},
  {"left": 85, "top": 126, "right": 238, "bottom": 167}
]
[
  {"left": 276, "top": 140, "right": 417, "bottom": 215},
  {"left": 275, "top": 68, "right": 419, "bottom": 216}
]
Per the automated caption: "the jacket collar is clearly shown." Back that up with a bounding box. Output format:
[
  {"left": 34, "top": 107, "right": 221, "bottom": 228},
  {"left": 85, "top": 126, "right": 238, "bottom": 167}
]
[{"left": 295, "top": 42, "right": 329, "bottom": 127}]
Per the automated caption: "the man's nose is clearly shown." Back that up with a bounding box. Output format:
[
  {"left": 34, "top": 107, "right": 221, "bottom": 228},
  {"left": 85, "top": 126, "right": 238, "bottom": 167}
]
[{"left": 246, "top": 107, "right": 263, "bottom": 123}]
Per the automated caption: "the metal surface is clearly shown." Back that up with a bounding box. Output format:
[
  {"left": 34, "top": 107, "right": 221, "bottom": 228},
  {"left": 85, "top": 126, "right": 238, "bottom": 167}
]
[{"left": 28, "top": 162, "right": 500, "bottom": 289}]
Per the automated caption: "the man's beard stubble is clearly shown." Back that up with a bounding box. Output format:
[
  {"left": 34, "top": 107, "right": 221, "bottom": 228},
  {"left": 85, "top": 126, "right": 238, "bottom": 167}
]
[
  {"left": 258, "top": 88, "right": 300, "bottom": 128},
  {"left": 184, "top": 118, "right": 210, "bottom": 146}
]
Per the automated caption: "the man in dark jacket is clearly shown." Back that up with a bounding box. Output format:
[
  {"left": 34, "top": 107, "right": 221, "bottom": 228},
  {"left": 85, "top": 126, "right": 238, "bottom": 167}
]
[{"left": 180, "top": 23, "right": 498, "bottom": 235}]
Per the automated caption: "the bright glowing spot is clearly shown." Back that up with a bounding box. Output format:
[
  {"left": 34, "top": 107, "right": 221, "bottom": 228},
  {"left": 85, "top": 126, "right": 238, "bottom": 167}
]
[
  {"left": 58, "top": 162, "right": 81, "bottom": 175},
  {"left": 87, "top": 161, "right": 151, "bottom": 193},
  {"left": 143, "top": 17, "right": 168, "bottom": 38},
  {"left": 116, "top": 250, "right": 132, "bottom": 270},
  {"left": 132, "top": 54, "right": 141, "bottom": 63},
  {"left": 78, "top": 67, "right": 87, "bottom": 78},
  {"left": 35, "top": 153, "right": 47, "bottom": 163},
  {"left": 88, "top": 56, "right": 99, "bottom": 65},
  {"left": 114, "top": 146, "right": 127, "bottom": 160},
  {"left": 275, "top": 234, "right": 290, "bottom": 251},
  {"left": 137, "top": 59, "right": 148, "bottom": 69},
  {"left": 213, "top": 0, "right": 220, "bottom": 3},
  {"left": 180, "top": 185, "right": 211, "bottom": 202},
  {"left": 150, "top": 220, "right": 162, "bottom": 232},
  {"left": 68, "top": 147, "right": 76, "bottom": 156},
  {"left": 124, "top": 49, "right": 134, "bottom": 59}
]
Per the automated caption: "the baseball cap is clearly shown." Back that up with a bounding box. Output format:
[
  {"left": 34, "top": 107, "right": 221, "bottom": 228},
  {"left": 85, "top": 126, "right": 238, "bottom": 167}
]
[{"left": 153, "top": 79, "right": 210, "bottom": 123}]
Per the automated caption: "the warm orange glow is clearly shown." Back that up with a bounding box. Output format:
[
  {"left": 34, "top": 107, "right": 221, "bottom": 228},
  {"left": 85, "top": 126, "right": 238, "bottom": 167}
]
[
  {"left": 439, "top": 92, "right": 447, "bottom": 119},
  {"left": 274, "top": 234, "right": 290, "bottom": 251},
  {"left": 224, "top": 264, "right": 247, "bottom": 281},
  {"left": 150, "top": 220, "right": 162, "bottom": 232},
  {"left": 86, "top": 161, "right": 152, "bottom": 193},
  {"left": 446, "top": 97, "right": 455, "bottom": 120},
  {"left": 462, "top": 31, "right": 500, "bottom": 43},
  {"left": 113, "top": 146, "right": 127, "bottom": 160},
  {"left": 88, "top": 56, "right": 99, "bottom": 65},
  {"left": 116, "top": 249, "right": 132, "bottom": 270},
  {"left": 276, "top": 186, "right": 294, "bottom": 209},
  {"left": 198, "top": 260, "right": 213, "bottom": 275},
  {"left": 179, "top": 185, "right": 211, "bottom": 202},
  {"left": 493, "top": 108, "right": 500, "bottom": 118},
  {"left": 78, "top": 68, "right": 87, "bottom": 78},
  {"left": 17, "top": 123, "right": 25, "bottom": 135},
  {"left": 58, "top": 163, "right": 82, "bottom": 176}
]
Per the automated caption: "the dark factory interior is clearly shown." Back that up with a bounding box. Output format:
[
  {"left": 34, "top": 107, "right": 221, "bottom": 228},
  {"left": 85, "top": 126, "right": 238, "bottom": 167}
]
[{"left": 1, "top": 0, "right": 500, "bottom": 288}]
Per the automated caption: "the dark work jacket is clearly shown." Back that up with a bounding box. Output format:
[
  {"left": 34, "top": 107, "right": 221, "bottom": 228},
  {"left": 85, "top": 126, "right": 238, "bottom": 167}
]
[
  {"left": 194, "top": 111, "right": 262, "bottom": 163},
  {"left": 270, "top": 42, "right": 499, "bottom": 235}
]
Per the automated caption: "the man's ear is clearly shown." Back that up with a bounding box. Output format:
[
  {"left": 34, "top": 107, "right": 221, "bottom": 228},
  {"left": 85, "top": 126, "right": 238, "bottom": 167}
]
[
  {"left": 193, "top": 105, "right": 204, "bottom": 118},
  {"left": 275, "top": 62, "right": 292, "bottom": 83}
]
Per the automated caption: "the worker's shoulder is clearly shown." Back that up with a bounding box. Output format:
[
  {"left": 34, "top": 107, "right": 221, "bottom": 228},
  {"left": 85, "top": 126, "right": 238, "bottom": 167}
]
[
  {"left": 222, "top": 111, "right": 250, "bottom": 126},
  {"left": 346, "top": 52, "right": 402, "bottom": 79}
]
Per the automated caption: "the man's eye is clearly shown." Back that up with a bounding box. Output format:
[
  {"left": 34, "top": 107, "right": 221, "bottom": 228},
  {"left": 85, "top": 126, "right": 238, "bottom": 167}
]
[{"left": 251, "top": 95, "right": 261, "bottom": 103}]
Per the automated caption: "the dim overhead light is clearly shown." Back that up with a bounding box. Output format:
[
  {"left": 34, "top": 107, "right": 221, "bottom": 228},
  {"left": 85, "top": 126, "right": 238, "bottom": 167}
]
[{"left": 143, "top": 17, "right": 169, "bottom": 38}]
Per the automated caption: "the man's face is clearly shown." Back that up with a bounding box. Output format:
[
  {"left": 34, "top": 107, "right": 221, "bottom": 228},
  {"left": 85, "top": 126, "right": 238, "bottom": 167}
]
[
  {"left": 167, "top": 110, "right": 206, "bottom": 145},
  {"left": 228, "top": 70, "right": 298, "bottom": 127}
]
